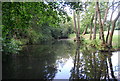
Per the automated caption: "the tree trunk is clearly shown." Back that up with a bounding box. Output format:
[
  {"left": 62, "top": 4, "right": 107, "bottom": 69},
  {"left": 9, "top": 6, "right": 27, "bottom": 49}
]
[
  {"left": 77, "top": 12, "right": 80, "bottom": 41},
  {"left": 90, "top": 14, "right": 94, "bottom": 40},
  {"left": 92, "top": 8, "right": 97, "bottom": 40},
  {"left": 106, "top": 24, "right": 110, "bottom": 43},
  {"left": 101, "top": 2, "right": 109, "bottom": 42},
  {"left": 82, "top": 24, "right": 88, "bottom": 35},
  {"left": 90, "top": 25, "right": 92, "bottom": 40},
  {"left": 102, "top": 2, "right": 109, "bottom": 26},
  {"left": 106, "top": 3, "right": 114, "bottom": 43},
  {"left": 106, "top": 2, "right": 119, "bottom": 44},
  {"left": 99, "top": 31, "right": 102, "bottom": 39},
  {"left": 108, "top": 11, "right": 120, "bottom": 47},
  {"left": 99, "top": 2, "right": 109, "bottom": 40},
  {"left": 73, "top": 10, "right": 79, "bottom": 41},
  {"left": 96, "top": 2, "right": 105, "bottom": 44}
]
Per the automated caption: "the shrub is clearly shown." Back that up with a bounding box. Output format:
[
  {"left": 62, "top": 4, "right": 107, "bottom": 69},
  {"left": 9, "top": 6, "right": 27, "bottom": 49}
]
[{"left": 3, "top": 38, "right": 23, "bottom": 54}]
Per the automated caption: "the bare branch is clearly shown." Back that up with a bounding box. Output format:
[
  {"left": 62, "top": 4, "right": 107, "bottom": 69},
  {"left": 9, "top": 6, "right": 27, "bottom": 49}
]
[{"left": 110, "top": 4, "right": 120, "bottom": 21}]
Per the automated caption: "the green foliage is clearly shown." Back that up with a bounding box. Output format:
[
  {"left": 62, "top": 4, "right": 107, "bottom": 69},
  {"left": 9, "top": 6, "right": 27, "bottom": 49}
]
[
  {"left": 51, "top": 27, "right": 61, "bottom": 39},
  {"left": 89, "top": 39, "right": 100, "bottom": 47},
  {"left": 3, "top": 38, "right": 23, "bottom": 54},
  {"left": 69, "top": 33, "right": 76, "bottom": 39},
  {"left": 80, "top": 36, "right": 85, "bottom": 42},
  {"left": 115, "top": 21, "right": 120, "bottom": 30},
  {"left": 80, "top": 2, "right": 95, "bottom": 34},
  {"left": 113, "top": 44, "right": 120, "bottom": 49},
  {"left": 2, "top": 2, "right": 71, "bottom": 54},
  {"left": 65, "top": 2, "right": 84, "bottom": 11},
  {"left": 112, "top": 35, "right": 120, "bottom": 49},
  {"left": 85, "top": 39, "right": 106, "bottom": 50},
  {"left": 60, "top": 21, "right": 74, "bottom": 37},
  {"left": 26, "top": 28, "right": 40, "bottom": 44}
]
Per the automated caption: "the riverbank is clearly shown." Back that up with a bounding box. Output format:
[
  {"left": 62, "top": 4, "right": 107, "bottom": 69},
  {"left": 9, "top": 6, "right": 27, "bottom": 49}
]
[{"left": 69, "top": 30, "right": 120, "bottom": 50}]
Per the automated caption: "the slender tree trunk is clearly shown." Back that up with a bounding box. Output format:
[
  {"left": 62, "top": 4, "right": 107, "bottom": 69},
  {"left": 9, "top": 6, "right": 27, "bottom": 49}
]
[
  {"left": 92, "top": 9, "right": 97, "bottom": 40},
  {"left": 106, "top": 2, "right": 119, "bottom": 44},
  {"left": 102, "top": 2, "right": 109, "bottom": 42},
  {"left": 90, "top": 14, "right": 94, "bottom": 40},
  {"left": 102, "top": 2, "right": 109, "bottom": 26},
  {"left": 77, "top": 12, "right": 80, "bottom": 41},
  {"left": 73, "top": 10, "right": 79, "bottom": 41},
  {"left": 82, "top": 24, "right": 88, "bottom": 35},
  {"left": 108, "top": 11, "right": 120, "bottom": 47},
  {"left": 106, "top": 24, "right": 110, "bottom": 43},
  {"left": 102, "top": 9, "right": 109, "bottom": 26},
  {"left": 99, "top": 31, "right": 102, "bottom": 39},
  {"left": 106, "top": 2, "right": 114, "bottom": 44},
  {"left": 96, "top": 1, "right": 105, "bottom": 44},
  {"left": 90, "top": 26, "right": 92, "bottom": 40},
  {"left": 99, "top": 2, "right": 109, "bottom": 40}
]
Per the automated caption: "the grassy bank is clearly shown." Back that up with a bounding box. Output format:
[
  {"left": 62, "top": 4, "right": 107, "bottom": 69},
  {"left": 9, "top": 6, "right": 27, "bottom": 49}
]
[{"left": 69, "top": 30, "right": 120, "bottom": 49}]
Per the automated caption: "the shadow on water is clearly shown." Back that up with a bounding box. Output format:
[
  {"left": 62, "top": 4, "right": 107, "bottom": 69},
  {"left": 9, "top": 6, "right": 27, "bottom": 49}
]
[
  {"left": 2, "top": 40, "right": 119, "bottom": 80},
  {"left": 69, "top": 42, "right": 118, "bottom": 81},
  {"left": 2, "top": 40, "right": 76, "bottom": 80}
]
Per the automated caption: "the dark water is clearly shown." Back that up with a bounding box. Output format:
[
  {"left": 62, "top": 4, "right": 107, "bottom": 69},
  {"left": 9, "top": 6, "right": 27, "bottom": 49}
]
[{"left": 2, "top": 40, "right": 120, "bottom": 80}]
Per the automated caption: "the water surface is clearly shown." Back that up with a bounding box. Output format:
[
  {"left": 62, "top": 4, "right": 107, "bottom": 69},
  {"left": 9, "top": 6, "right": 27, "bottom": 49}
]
[{"left": 2, "top": 40, "right": 120, "bottom": 80}]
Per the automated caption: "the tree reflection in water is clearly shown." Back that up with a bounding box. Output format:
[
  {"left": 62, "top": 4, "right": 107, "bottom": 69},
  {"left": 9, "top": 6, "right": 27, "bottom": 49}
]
[
  {"left": 3, "top": 40, "right": 76, "bottom": 80},
  {"left": 69, "top": 42, "right": 117, "bottom": 81},
  {"left": 3, "top": 40, "right": 118, "bottom": 80}
]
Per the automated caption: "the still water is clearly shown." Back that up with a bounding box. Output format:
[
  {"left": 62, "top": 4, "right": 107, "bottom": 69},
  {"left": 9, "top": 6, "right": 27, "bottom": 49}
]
[{"left": 2, "top": 40, "right": 120, "bottom": 80}]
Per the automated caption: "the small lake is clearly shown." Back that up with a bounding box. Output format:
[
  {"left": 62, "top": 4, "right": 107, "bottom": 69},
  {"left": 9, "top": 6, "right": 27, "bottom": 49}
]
[{"left": 2, "top": 40, "right": 120, "bottom": 80}]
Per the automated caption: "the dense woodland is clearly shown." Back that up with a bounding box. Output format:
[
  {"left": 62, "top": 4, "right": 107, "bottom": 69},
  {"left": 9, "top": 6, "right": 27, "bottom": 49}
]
[{"left": 2, "top": 1, "right": 120, "bottom": 54}]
